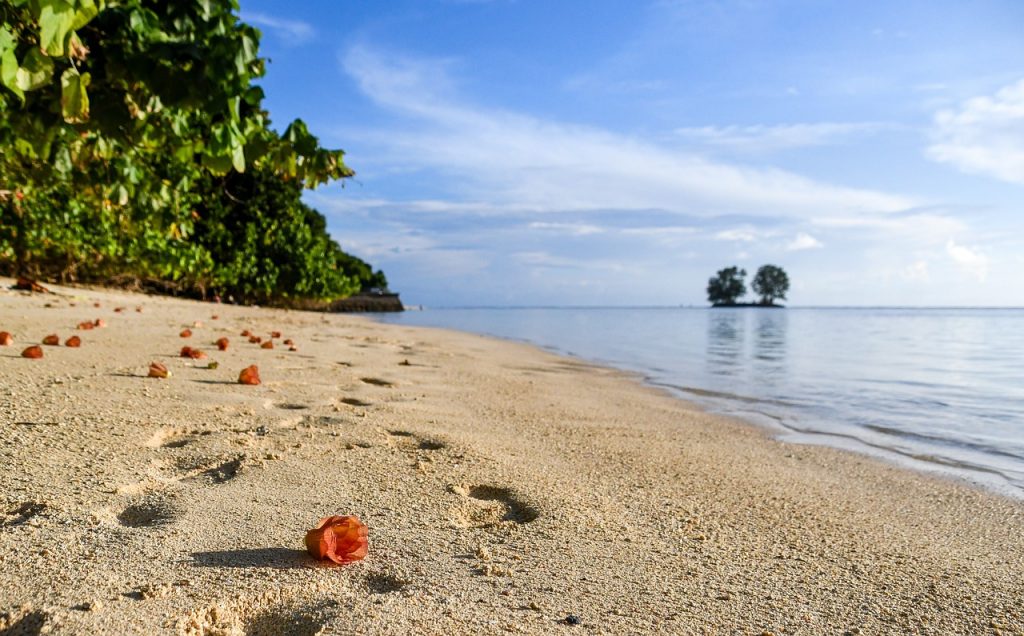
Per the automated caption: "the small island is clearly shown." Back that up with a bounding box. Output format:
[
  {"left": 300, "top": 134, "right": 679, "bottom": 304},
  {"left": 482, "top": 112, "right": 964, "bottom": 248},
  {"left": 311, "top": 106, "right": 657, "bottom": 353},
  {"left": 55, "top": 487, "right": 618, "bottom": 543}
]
[{"left": 707, "top": 264, "right": 789, "bottom": 307}]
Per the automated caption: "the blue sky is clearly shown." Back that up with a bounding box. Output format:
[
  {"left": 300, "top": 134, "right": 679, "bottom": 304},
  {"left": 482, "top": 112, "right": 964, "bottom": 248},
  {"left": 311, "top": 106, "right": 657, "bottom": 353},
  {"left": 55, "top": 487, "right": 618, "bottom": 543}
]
[{"left": 240, "top": 0, "right": 1024, "bottom": 307}]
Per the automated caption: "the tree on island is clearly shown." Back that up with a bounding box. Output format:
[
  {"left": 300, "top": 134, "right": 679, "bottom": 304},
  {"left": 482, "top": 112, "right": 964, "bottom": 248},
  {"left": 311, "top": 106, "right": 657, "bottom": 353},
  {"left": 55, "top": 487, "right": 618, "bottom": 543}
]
[
  {"left": 706, "top": 266, "right": 747, "bottom": 305},
  {"left": 751, "top": 264, "right": 789, "bottom": 306}
]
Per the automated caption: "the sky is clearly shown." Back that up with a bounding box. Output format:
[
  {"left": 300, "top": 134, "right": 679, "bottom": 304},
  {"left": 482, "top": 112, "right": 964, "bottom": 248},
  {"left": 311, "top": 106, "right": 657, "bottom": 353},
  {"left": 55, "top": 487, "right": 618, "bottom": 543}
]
[{"left": 239, "top": 0, "right": 1024, "bottom": 307}]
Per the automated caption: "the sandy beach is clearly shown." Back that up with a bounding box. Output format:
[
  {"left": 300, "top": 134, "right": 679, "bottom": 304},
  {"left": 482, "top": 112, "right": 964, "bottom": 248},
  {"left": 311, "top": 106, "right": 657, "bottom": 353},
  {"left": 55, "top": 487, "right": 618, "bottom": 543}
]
[{"left": 1, "top": 280, "right": 1022, "bottom": 635}]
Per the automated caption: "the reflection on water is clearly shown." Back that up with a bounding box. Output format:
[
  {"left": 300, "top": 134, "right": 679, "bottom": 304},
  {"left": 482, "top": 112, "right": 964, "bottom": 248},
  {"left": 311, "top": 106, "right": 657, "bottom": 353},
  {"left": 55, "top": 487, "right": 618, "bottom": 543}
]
[
  {"left": 706, "top": 311, "right": 743, "bottom": 376},
  {"left": 706, "top": 310, "right": 788, "bottom": 387}
]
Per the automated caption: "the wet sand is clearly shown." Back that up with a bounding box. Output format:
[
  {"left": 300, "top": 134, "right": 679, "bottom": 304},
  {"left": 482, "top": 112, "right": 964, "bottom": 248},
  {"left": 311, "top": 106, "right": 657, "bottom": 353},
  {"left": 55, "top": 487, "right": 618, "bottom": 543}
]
[{"left": 1, "top": 280, "right": 1022, "bottom": 634}]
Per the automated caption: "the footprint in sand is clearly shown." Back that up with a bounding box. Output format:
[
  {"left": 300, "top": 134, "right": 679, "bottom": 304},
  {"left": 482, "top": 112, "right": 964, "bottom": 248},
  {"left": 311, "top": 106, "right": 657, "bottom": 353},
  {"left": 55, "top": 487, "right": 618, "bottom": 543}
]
[
  {"left": 0, "top": 608, "right": 50, "bottom": 635},
  {"left": 2, "top": 501, "right": 47, "bottom": 527},
  {"left": 449, "top": 485, "right": 540, "bottom": 529},
  {"left": 144, "top": 428, "right": 195, "bottom": 449},
  {"left": 338, "top": 397, "right": 372, "bottom": 408},
  {"left": 181, "top": 597, "right": 337, "bottom": 636},
  {"left": 117, "top": 494, "right": 184, "bottom": 528},
  {"left": 385, "top": 430, "right": 447, "bottom": 453}
]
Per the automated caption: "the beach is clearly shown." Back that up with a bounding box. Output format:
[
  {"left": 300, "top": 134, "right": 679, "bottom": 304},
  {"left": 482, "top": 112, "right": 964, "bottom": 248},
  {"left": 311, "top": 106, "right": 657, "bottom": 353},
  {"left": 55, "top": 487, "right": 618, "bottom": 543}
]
[{"left": 1, "top": 280, "right": 1022, "bottom": 635}]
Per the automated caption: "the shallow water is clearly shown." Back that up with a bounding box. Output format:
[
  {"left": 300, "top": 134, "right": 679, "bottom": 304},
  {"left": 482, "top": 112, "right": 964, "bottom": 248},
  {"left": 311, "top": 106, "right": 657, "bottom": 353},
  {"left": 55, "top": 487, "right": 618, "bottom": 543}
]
[{"left": 375, "top": 307, "right": 1024, "bottom": 497}]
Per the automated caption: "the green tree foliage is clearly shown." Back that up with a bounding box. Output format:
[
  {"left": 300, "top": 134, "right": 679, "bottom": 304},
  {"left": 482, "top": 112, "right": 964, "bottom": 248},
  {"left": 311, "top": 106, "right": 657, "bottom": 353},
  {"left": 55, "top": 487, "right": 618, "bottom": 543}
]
[
  {"left": 194, "top": 168, "right": 385, "bottom": 303},
  {"left": 0, "top": 0, "right": 384, "bottom": 303},
  {"left": 706, "top": 266, "right": 746, "bottom": 305},
  {"left": 751, "top": 264, "right": 789, "bottom": 305}
]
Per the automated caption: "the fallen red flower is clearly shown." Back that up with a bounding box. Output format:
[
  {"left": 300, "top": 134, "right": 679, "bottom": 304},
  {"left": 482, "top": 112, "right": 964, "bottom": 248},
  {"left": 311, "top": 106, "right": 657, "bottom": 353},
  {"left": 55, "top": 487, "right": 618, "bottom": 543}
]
[
  {"left": 65, "top": 336, "right": 82, "bottom": 347},
  {"left": 21, "top": 345, "right": 43, "bottom": 359},
  {"left": 238, "top": 365, "right": 260, "bottom": 385},
  {"left": 42, "top": 334, "right": 59, "bottom": 346},
  {"left": 305, "top": 515, "right": 369, "bottom": 564},
  {"left": 0, "top": 331, "right": 12, "bottom": 346},
  {"left": 14, "top": 278, "right": 49, "bottom": 293}
]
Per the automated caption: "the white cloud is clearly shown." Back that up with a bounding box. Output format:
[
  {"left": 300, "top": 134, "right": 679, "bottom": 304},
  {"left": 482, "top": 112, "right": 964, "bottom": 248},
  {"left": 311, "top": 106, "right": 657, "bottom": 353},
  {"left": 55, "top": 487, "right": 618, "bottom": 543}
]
[
  {"left": 528, "top": 222, "right": 605, "bottom": 236},
  {"left": 945, "top": 239, "right": 989, "bottom": 282},
  {"left": 902, "top": 260, "right": 930, "bottom": 282},
  {"left": 927, "top": 79, "right": 1024, "bottom": 185},
  {"left": 714, "top": 227, "right": 759, "bottom": 242},
  {"left": 785, "top": 232, "right": 823, "bottom": 251},
  {"left": 242, "top": 12, "right": 315, "bottom": 42},
  {"left": 340, "top": 46, "right": 917, "bottom": 218},
  {"left": 674, "top": 122, "right": 890, "bottom": 153}
]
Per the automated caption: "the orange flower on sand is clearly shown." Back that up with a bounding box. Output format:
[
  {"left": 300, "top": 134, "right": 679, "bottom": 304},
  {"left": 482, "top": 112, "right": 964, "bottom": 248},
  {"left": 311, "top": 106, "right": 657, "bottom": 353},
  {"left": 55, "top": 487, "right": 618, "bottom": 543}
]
[
  {"left": 148, "top": 362, "right": 170, "bottom": 378},
  {"left": 180, "top": 329, "right": 192, "bottom": 338},
  {"left": 0, "top": 331, "right": 13, "bottom": 346},
  {"left": 22, "top": 345, "right": 43, "bottom": 359},
  {"left": 261, "top": 340, "right": 273, "bottom": 349},
  {"left": 305, "top": 515, "right": 368, "bottom": 564},
  {"left": 238, "top": 365, "right": 260, "bottom": 385},
  {"left": 42, "top": 334, "right": 60, "bottom": 345},
  {"left": 65, "top": 336, "right": 82, "bottom": 347},
  {"left": 216, "top": 337, "right": 229, "bottom": 351}
]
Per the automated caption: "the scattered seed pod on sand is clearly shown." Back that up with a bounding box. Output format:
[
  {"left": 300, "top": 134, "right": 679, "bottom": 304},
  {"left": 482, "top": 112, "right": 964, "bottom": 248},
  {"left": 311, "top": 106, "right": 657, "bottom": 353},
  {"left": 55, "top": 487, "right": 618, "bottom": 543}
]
[
  {"left": 238, "top": 365, "right": 260, "bottom": 385},
  {"left": 180, "top": 329, "right": 192, "bottom": 338},
  {"left": 270, "top": 331, "right": 282, "bottom": 339},
  {"left": 65, "top": 336, "right": 81, "bottom": 347},
  {"left": 77, "top": 321, "right": 94, "bottom": 330},
  {"left": 304, "top": 515, "right": 369, "bottom": 564},
  {"left": 0, "top": 331, "right": 13, "bottom": 346},
  {"left": 22, "top": 345, "right": 43, "bottom": 359},
  {"left": 283, "top": 339, "right": 293, "bottom": 346},
  {"left": 261, "top": 340, "right": 274, "bottom": 350},
  {"left": 114, "top": 307, "right": 125, "bottom": 313},
  {"left": 148, "top": 362, "right": 170, "bottom": 378},
  {"left": 249, "top": 335, "right": 262, "bottom": 344},
  {"left": 216, "top": 337, "right": 229, "bottom": 351},
  {"left": 93, "top": 319, "right": 106, "bottom": 328},
  {"left": 241, "top": 330, "right": 251, "bottom": 337},
  {"left": 42, "top": 334, "right": 60, "bottom": 346}
]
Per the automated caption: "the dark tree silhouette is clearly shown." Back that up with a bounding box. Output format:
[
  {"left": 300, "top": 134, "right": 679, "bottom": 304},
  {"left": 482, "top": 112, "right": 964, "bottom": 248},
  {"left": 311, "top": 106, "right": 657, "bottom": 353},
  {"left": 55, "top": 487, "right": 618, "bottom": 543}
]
[
  {"left": 752, "top": 265, "right": 789, "bottom": 305},
  {"left": 707, "top": 266, "right": 747, "bottom": 305}
]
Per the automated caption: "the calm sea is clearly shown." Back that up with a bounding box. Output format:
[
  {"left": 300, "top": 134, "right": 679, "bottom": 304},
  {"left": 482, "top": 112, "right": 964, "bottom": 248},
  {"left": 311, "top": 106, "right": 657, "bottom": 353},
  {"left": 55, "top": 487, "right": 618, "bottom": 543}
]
[{"left": 374, "top": 307, "right": 1024, "bottom": 498}]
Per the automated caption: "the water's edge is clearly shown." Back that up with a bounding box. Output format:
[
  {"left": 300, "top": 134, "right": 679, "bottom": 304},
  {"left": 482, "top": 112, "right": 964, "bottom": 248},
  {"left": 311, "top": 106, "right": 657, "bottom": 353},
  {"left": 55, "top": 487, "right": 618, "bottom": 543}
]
[{"left": 370, "top": 309, "right": 1024, "bottom": 501}]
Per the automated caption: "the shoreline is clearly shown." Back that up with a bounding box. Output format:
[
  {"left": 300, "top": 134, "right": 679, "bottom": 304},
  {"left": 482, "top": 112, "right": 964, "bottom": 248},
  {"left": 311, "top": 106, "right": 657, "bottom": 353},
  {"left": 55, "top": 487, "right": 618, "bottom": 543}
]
[
  {"left": 2, "top": 280, "right": 1023, "bottom": 634},
  {"left": 373, "top": 308, "right": 1024, "bottom": 502}
]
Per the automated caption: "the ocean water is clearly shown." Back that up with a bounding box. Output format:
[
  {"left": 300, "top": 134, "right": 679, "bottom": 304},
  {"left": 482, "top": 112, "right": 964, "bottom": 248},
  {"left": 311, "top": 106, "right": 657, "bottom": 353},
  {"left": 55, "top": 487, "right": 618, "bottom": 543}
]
[{"left": 374, "top": 307, "right": 1024, "bottom": 498}]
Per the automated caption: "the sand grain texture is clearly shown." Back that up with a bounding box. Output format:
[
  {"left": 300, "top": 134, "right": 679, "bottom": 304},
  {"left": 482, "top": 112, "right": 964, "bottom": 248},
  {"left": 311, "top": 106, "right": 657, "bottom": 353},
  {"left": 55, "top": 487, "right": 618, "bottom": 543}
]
[{"left": 1, "top": 280, "right": 1022, "bottom": 635}]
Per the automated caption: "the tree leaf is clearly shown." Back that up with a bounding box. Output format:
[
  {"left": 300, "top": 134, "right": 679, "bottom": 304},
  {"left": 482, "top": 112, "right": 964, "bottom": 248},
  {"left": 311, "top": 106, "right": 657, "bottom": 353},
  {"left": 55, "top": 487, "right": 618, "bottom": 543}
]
[
  {"left": 16, "top": 48, "right": 54, "bottom": 92},
  {"left": 60, "top": 67, "right": 90, "bottom": 123},
  {"left": 38, "top": 0, "right": 77, "bottom": 57}
]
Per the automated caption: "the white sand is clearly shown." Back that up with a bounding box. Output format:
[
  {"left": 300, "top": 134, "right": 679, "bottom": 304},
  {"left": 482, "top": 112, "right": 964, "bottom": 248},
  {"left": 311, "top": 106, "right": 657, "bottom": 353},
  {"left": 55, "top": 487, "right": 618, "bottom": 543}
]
[{"left": 1, "top": 280, "right": 1022, "bottom": 635}]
